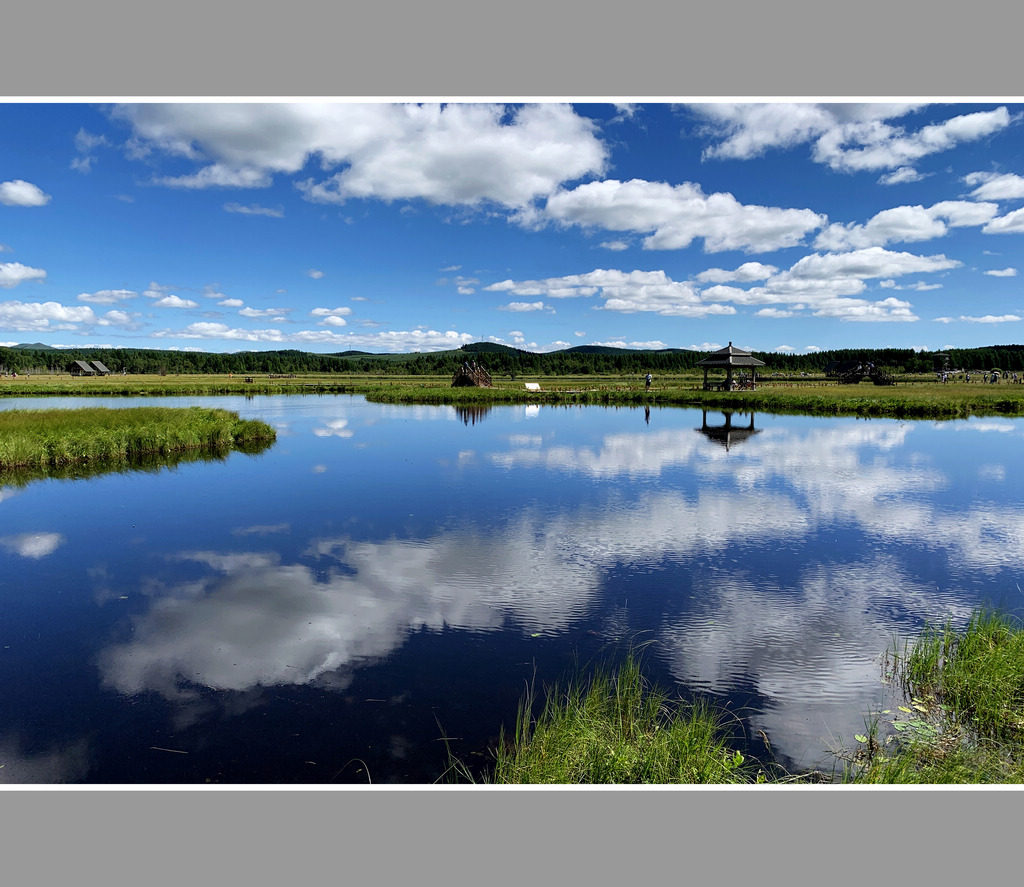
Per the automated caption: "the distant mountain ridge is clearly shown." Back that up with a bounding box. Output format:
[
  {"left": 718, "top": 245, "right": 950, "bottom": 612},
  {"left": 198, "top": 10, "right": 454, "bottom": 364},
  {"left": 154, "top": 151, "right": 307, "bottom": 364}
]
[{"left": 4, "top": 340, "right": 1024, "bottom": 376}]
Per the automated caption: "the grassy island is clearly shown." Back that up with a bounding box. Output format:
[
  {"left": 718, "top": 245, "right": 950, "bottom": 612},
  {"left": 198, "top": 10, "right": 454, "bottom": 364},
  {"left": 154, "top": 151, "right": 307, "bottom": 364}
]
[{"left": 0, "top": 406, "right": 276, "bottom": 471}]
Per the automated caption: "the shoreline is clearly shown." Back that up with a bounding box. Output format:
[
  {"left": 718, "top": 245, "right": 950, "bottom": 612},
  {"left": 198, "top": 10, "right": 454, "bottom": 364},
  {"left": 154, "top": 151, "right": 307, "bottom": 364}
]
[{"left": 4, "top": 373, "right": 1024, "bottom": 420}]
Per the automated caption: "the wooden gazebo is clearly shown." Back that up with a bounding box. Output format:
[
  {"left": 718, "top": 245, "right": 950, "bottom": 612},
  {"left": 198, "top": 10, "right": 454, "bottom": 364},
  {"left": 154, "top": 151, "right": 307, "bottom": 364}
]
[{"left": 696, "top": 342, "right": 765, "bottom": 391}]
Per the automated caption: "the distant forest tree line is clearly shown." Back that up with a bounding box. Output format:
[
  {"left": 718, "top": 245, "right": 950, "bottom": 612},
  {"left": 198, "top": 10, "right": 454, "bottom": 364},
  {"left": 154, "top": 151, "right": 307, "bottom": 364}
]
[{"left": 3, "top": 342, "right": 1024, "bottom": 377}]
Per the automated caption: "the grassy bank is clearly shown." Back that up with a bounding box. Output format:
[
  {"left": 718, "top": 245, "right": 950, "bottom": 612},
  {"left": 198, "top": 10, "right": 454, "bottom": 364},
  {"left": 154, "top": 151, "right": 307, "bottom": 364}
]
[
  {"left": 842, "top": 610, "right": 1024, "bottom": 784},
  {"left": 360, "top": 377, "right": 1024, "bottom": 419},
  {"left": 452, "top": 611, "right": 1024, "bottom": 784},
  {"left": 0, "top": 372, "right": 361, "bottom": 399},
  {"left": 4, "top": 371, "right": 1024, "bottom": 419},
  {"left": 0, "top": 406, "right": 276, "bottom": 471}
]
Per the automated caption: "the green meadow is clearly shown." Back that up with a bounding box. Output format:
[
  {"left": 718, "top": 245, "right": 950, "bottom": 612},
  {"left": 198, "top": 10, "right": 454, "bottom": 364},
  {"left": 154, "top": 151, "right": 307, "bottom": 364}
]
[{"left": 4, "top": 371, "right": 1024, "bottom": 419}]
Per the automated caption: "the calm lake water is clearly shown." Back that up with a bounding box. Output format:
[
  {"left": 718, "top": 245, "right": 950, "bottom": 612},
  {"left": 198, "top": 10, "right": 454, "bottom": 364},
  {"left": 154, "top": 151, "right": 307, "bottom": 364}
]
[{"left": 2, "top": 394, "right": 1023, "bottom": 784}]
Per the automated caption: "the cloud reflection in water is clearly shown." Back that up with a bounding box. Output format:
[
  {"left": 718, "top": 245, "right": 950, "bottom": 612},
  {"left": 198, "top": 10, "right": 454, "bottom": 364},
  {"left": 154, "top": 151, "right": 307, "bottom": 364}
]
[{"left": 89, "top": 407, "right": 1024, "bottom": 773}]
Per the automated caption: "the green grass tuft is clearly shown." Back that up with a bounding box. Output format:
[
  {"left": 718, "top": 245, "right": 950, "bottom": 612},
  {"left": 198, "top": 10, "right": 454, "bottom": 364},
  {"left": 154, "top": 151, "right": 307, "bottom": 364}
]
[
  {"left": 840, "top": 609, "right": 1024, "bottom": 784},
  {"left": 453, "top": 653, "right": 760, "bottom": 784}
]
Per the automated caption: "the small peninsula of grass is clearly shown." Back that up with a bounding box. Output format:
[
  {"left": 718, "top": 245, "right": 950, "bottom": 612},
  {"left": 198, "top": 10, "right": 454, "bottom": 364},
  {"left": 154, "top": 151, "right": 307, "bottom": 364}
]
[
  {"left": 452, "top": 611, "right": 1024, "bottom": 785},
  {"left": 0, "top": 406, "right": 276, "bottom": 471}
]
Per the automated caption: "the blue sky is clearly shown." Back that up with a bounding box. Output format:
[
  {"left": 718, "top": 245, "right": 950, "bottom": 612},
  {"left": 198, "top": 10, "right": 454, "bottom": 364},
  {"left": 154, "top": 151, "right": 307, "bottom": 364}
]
[{"left": 1, "top": 101, "right": 1023, "bottom": 356}]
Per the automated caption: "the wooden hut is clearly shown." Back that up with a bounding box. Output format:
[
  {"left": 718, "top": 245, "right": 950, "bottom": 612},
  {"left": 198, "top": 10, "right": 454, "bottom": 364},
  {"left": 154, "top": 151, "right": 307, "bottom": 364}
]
[
  {"left": 90, "top": 360, "right": 111, "bottom": 375},
  {"left": 696, "top": 342, "right": 765, "bottom": 391},
  {"left": 69, "top": 360, "right": 96, "bottom": 376},
  {"left": 451, "top": 361, "right": 493, "bottom": 388}
]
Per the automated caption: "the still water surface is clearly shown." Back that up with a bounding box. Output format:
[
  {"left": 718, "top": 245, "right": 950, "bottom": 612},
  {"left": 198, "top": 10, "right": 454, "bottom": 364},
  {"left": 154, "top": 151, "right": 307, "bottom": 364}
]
[{"left": 2, "top": 395, "right": 1022, "bottom": 783}]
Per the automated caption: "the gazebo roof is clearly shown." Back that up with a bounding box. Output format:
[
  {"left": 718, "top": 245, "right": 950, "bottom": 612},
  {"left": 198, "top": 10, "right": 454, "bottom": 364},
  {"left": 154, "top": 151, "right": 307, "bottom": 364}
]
[{"left": 696, "top": 342, "right": 766, "bottom": 368}]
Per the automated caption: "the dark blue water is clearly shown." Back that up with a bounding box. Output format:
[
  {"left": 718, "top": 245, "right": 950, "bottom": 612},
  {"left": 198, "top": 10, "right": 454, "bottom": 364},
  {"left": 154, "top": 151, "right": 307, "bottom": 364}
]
[{"left": 2, "top": 396, "right": 1022, "bottom": 783}]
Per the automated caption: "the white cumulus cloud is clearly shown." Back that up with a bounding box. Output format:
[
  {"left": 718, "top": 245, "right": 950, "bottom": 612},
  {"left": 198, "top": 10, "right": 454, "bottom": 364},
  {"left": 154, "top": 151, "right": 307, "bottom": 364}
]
[
  {"left": 815, "top": 201, "right": 999, "bottom": 250},
  {"left": 700, "top": 247, "right": 958, "bottom": 322},
  {"left": 878, "top": 166, "right": 927, "bottom": 185},
  {"left": 0, "top": 300, "right": 97, "bottom": 331},
  {"left": 983, "top": 207, "right": 1024, "bottom": 234},
  {"left": 697, "top": 262, "right": 778, "bottom": 283},
  {"left": 691, "top": 104, "right": 1012, "bottom": 173},
  {"left": 964, "top": 171, "right": 1024, "bottom": 201},
  {"left": 501, "top": 301, "right": 548, "bottom": 312},
  {"left": 544, "top": 178, "right": 825, "bottom": 253},
  {"left": 153, "top": 295, "right": 199, "bottom": 309},
  {"left": 111, "top": 103, "right": 607, "bottom": 211},
  {"left": 0, "top": 179, "right": 51, "bottom": 207},
  {"left": 487, "top": 268, "right": 729, "bottom": 317},
  {"left": 0, "top": 262, "right": 47, "bottom": 288}
]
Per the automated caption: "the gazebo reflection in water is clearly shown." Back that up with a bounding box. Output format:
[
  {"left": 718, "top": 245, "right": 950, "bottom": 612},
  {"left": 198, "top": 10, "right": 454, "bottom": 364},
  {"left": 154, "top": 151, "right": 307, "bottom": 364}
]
[{"left": 697, "top": 409, "right": 761, "bottom": 452}]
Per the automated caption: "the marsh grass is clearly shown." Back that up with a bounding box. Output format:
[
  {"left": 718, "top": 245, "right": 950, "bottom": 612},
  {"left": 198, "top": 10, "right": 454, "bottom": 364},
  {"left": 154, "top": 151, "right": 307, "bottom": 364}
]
[
  {"left": 0, "top": 406, "right": 276, "bottom": 470},
  {"left": 840, "top": 610, "right": 1024, "bottom": 784},
  {"left": 900, "top": 610, "right": 1024, "bottom": 742},
  {"left": 452, "top": 653, "right": 760, "bottom": 784}
]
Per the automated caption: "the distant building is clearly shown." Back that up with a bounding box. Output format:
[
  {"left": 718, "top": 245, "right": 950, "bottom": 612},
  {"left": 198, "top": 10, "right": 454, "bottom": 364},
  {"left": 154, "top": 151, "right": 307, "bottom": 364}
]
[
  {"left": 91, "top": 360, "right": 111, "bottom": 375},
  {"left": 69, "top": 360, "right": 96, "bottom": 376}
]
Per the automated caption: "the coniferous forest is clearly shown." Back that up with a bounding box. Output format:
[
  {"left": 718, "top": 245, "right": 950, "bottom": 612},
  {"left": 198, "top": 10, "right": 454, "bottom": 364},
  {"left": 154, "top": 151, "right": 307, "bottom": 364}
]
[{"left": 3, "top": 341, "right": 1024, "bottom": 378}]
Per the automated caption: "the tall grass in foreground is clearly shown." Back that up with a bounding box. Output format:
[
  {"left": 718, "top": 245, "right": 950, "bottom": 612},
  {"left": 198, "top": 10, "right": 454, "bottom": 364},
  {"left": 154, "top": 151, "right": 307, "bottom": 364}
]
[
  {"left": 452, "top": 654, "right": 760, "bottom": 784},
  {"left": 842, "top": 610, "right": 1024, "bottom": 784},
  {"left": 899, "top": 610, "right": 1024, "bottom": 742},
  {"left": 0, "top": 406, "right": 276, "bottom": 469}
]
